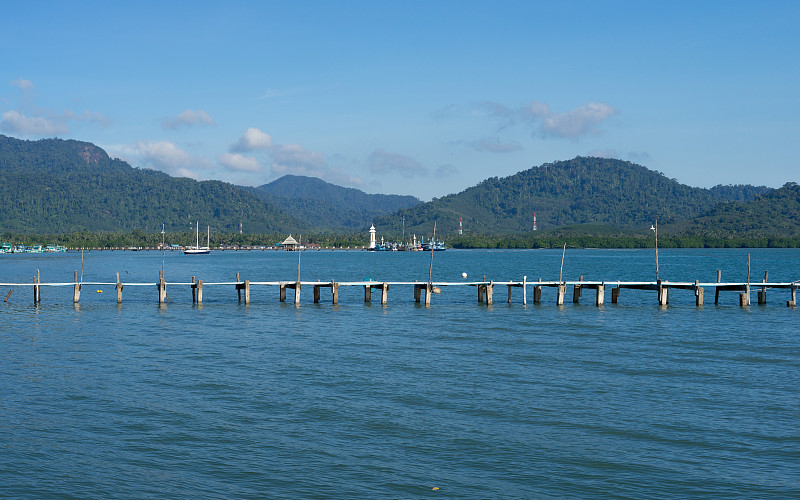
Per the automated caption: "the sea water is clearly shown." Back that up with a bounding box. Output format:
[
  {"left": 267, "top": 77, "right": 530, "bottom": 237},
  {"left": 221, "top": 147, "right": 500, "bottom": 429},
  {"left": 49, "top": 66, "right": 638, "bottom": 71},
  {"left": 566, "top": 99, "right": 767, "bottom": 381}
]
[{"left": 1, "top": 248, "right": 798, "bottom": 498}]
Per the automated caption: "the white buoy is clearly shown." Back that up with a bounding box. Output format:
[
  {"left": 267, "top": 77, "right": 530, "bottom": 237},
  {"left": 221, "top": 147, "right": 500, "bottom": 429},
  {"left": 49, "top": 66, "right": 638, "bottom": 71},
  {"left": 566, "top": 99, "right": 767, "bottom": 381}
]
[{"left": 461, "top": 272, "right": 467, "bottom": 278}]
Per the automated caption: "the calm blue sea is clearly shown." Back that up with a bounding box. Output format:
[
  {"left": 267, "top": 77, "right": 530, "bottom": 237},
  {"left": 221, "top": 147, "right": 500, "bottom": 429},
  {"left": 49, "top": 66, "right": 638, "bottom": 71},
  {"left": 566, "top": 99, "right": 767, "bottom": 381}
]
[{"left": 1, "top": 248, "right": 798, "bottom": 499}]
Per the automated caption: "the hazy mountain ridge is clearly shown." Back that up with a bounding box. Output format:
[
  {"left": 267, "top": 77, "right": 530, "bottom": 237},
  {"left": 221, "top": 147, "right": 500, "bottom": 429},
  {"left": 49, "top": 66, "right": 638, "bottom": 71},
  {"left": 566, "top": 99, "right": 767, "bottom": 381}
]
[{"left": 250, "top": 175, "right": 421, "bottom": 232}]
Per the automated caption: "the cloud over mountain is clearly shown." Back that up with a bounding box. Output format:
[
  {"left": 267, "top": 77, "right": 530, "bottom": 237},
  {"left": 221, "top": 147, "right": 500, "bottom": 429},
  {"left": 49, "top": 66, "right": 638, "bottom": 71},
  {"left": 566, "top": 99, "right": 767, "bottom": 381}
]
[{"left": 230, "top": 127, "right": 273, "bottom": 152}]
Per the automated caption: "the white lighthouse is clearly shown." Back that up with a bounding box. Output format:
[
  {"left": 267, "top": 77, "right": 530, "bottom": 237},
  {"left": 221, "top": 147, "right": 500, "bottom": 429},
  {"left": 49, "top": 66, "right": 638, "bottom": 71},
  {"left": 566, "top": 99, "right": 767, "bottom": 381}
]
[
  {"left": 368, "top": 224, "right": 377, "bottom": 249},
  {"left": 533, "top": 212, "right": 538, "bottom": 231},
  {"left": 459, "top": 217, "right": 463, "bottom": 235}
]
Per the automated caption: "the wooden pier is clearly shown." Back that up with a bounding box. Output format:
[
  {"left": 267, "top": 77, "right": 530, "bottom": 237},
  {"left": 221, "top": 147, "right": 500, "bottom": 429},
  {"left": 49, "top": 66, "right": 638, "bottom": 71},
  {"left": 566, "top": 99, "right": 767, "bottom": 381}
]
[{"left": 3, "top": 271, "right": 797, "bottom": 308}]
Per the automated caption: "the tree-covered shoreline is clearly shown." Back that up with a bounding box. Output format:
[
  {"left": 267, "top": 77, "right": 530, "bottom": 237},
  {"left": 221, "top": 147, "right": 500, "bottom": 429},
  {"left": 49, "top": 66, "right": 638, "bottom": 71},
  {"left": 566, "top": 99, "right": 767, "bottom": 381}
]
[{"left": 3, "top": 231, "right": 799, "bottom": 250}]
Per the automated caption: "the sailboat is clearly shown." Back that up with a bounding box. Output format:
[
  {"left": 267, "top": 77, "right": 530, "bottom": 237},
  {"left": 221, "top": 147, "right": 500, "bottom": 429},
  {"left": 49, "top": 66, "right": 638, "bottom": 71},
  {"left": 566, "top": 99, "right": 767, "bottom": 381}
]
[{"left": 184, "top": 221, "right": 211, "bottom": 255}]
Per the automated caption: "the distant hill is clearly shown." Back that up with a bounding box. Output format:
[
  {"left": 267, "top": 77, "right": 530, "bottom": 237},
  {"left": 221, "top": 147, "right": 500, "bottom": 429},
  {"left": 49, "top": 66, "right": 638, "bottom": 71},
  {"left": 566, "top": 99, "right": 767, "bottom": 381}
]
[
  {"left": 252, "top": 174, "right": 421, "bottom": 232},
  {"left": 665, "top": 182, "right": 800, "bottom": 236},
  {"left": 375, "top": 157, "right": 772, "bottom": 236},
  {"left": 0, "top": 135, "right": 306, "bottom": 234}
]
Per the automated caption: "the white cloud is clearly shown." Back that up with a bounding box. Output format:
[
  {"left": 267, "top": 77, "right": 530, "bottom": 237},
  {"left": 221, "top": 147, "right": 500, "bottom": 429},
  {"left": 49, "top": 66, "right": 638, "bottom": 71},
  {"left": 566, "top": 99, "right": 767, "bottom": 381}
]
[
  {"left": 230, "top": 127, "right": 273, "bottom": 152},
  {"left": 0, "top": 110, "right": 68, "bottom": 136},
  {"left": 367, "top": 149, "right": 428, "bottom": 177},
  {"left": 10, "top": 78, "right": 34, "bottom": 91},
  {"left": 218, "top": 152, "right": 262, "bottom": 172},
  {"left": 135, "top": 140, "right": 208, "bottom": 178},
  {"left": 533, "top": 101, "right": 616, "bottom": 138},
  {"left": 162, "top": 109, "right": 215, "bottom": 129},
  {"left": 465, "top": 99, "right": 617, "bottom": 139}
]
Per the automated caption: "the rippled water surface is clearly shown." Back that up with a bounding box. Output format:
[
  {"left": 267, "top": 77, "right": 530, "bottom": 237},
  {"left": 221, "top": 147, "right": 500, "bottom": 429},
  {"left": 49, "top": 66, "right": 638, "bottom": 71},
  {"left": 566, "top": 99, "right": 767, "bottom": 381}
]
[{"left": 1, "top": 249, "right": 798, "bottom": 498}]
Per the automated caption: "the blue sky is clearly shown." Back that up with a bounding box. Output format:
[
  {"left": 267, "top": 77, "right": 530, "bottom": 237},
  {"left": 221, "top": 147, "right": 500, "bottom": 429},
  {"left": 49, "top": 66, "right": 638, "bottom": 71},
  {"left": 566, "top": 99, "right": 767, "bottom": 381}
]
[{"left": 2, "top": 1, "right": 798, "bottom": 200}]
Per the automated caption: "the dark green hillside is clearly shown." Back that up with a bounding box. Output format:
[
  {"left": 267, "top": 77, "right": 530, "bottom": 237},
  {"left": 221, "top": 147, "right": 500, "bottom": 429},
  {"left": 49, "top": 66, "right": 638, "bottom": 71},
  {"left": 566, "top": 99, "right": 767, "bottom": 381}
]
[
  {"left": 252, "top": 174, "right": 421, "bottom": 231},
  {"left": 0, "top": 135, "right": 306, "bottom": 233},
  {"left": 666, "top": 182, "right": 800, "bottom": 236},
  {"left": 376, "top": 157, "right": 771, "bottom": 236}
]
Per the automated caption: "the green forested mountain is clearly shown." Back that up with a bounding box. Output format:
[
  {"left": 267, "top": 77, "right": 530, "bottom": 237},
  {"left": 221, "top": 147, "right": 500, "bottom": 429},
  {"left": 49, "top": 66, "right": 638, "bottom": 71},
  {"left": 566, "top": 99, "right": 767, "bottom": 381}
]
[
  {"left": 375, "top": 157, "right": 772, "bottom": 236},
  {"left": 0, "top": 135, "right": 306, "bottom": 233},
  {"left": 251, "top": 175, "right": 421, "bottom": 232},
  {"left": 3, "top": 135, "right": 792, "bottom": 240},
  {"left": 665, "top": 182, "right": 800, "bottom": 236}
]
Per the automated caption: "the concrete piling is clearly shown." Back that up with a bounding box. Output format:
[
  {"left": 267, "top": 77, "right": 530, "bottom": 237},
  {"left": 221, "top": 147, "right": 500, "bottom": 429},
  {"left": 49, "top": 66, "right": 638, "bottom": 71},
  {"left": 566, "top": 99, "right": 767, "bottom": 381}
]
[
  {"left": 596, "top": 284, "right": 605, "bottom": 306},
  {"left": 556, "top": 283, "right": 566, "bottom": 306}
]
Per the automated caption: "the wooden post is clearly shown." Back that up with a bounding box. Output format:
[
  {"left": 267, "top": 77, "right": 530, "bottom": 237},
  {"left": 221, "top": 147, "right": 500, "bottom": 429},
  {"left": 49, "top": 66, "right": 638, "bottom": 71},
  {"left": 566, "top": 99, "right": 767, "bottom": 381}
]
[
  {"left": 381, "top": 283, "right": 388, "bottom": 305},
  {"left": 157, "top": 274, "right": 167, "bottom": 304},
  {"left": 740, "top": 292, "right": 749, "bottom": 307},
  {"left": 695, "top": 280, "right": 704, "bottom": 306},
  {"left": 4, "top": 290, "right": 11, "bottom": 303},
  {"left": 522, "top": 276, "right": 527, "bottom": 305},
  {"left": 788, "top": 285, "right": 796, "bottom": 307},
  {"left": 425, "top": 283, "right": 432, "bottom": 306},
  {"left": 596, "top": 284, "right": 605, "bottom": 306},
  {"left": 758, "top": 271, "right": 768, "bottom": 305},
  {"left": 191, "top": 276, "right": 196, "bottom": 303},
  {"left": 73, "top": 270, "right": 81, "bottom": 303},
  {"left": 556, "top": 283, "right": 566, "bottom": 306},
  {"left": 477, "top": 284, "right": 484, "bottom": 303},
  {"left": 414, "top": 283, "right": 421, "bottom": 303},
  {"left": 314, "top": 285, "right": 321, "bottom": 303},
  {"left": 294, "top": 281, "right": 301, "bottom": 305},
  {"left": 236, "top": 273, "right": 241, "bottom": 301},
  {"left": 507, "top": 284, "right": 513, "bottom": 303},
  {"left": 280, "top": 284, "right": 286, "bottom": 302},
  {"left": 331, "top": 281, "right": 338, "bottom": 305},
  {"left": 715, "top": 270, "right": 721, "bottom": 304},
  {"left": 612, "top": 286, "right": 620, "bottom": 304},
  {"left": 244, "top": 280, "right": 250, "bottom": 305},
  {"left": 116, "top": 272, "right": 123, "bottom": 303},
  {"left": 364, "top": 284, "right": 372, "bottom": 303},
  {"left": 573, "top": 276, "right": 582, "bottom": 303},
  {"left": 486, "top": 282, "right": 493, "bottom": 305},
  {"left": 196, "top": 280, "right": 203, "bottom": 304},
  {"left": 534, "top": 278, "right": 542, "bottom": 303}
]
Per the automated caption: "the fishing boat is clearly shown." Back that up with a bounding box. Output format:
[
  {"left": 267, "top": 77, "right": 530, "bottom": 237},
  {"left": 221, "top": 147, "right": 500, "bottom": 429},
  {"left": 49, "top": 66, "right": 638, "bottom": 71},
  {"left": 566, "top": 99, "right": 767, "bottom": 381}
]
[{"left": 184, "top": 222, "right": 211, "bottom": 255}]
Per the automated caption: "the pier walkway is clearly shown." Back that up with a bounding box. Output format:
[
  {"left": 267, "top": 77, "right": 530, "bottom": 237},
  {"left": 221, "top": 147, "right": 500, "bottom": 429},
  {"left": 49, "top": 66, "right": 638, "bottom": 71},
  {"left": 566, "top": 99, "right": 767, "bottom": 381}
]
[{"left": 2, "top": 271, "right": 797, "bottom": 307}]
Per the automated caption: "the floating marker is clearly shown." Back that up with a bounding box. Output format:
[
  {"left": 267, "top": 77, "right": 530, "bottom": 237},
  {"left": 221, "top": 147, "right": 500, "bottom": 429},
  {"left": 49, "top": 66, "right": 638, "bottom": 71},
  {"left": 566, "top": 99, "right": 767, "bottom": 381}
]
[
  {"left": 461, "top": 272, "right": 467, "bottom": 278},
  {"left": 96, "top": 290, "right": 103, "bottom": 293}
]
